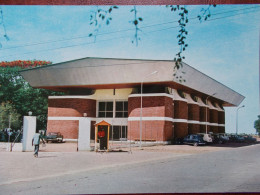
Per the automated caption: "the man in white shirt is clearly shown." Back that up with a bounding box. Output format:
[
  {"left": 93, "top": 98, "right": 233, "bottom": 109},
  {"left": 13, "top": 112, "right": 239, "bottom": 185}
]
[{"left": 32, "top": 131, "right": 46, "bottom": 157}]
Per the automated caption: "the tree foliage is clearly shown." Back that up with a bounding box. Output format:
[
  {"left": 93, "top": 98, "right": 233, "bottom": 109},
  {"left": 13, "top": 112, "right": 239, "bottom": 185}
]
[
  {"left": 0, "top": 60, "right": 63, "bottom": 130},
  {"left": 254, "top": 115, "right": 260, "bottom": 137},
  {"left": 0, "top": 102, "right": 21, "bottom": 130},
  {"left": 88, "top": 5, "right": 215, "bottom": 72}
]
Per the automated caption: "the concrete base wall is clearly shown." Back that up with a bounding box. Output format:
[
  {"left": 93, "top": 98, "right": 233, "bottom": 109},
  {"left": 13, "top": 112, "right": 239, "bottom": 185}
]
[
  {"left": 78, "top": 118, "right": 91, "bottom": 151},
  {"left": 22, "top": 116, "right": 36, "bottom": 152}
]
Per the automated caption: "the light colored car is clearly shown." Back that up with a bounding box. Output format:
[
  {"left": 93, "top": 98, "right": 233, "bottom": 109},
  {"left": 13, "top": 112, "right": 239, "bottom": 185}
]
[{"left": 197, "top": 133, "right": 213, "bottom": 143}]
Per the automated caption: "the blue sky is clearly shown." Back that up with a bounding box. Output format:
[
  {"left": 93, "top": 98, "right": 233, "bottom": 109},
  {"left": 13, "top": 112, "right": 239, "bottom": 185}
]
[{"left": 0, "top": 5, "right": 259, "bottom": 134}]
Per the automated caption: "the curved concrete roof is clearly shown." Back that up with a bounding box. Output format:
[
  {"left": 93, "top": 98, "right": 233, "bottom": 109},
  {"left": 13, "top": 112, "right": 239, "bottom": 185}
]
[{"left": 20, "top": 57, "right": 245, "bottom": 106}]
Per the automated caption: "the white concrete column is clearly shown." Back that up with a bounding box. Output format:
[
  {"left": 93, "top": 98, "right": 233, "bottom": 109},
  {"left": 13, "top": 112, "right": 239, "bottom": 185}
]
[
  {"left": 78, "top": 117, "right": 91, "bottom": 151},
  {"left": 22, "top": 116, "right": 36, "bottom": 152}
]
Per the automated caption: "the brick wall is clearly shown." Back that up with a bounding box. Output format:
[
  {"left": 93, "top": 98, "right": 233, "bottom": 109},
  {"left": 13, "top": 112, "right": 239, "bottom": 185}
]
[
  {"left": 174, "top": 100, "right": 188, "bottom": 138},
  {"left": 188, "top": 124, "right": 200, "bottom": 134},
  {"left": 128, "top": 96, "right": 173, "bottom": 118},
  {"left": 174, "top": 122, "right": 188, "bottom": 138},
  {"left": 47, "top": 98, "right": 96, "bottom": 139},
  {"left": 210, "top": 109, "right": 218, "bottom": 124},
  {"left": 218, "top": 111, "right": 225, "bottom": 124},
  {"left": 174, "top": 100, "right": 188, "bottom": 119},
  {"left": 128, "top": 95, "right": 173, "bottom": 141},
  {"left": 48, "top": 98, "right": 96, "bottom": 117},
  {"left": 47, "top": 120, "right": 79, "bottom": 139},
  {"left": 188, "top": 104, "right": 200, "bottom": 121},
  {"left": 200, "top": 106, "right": 206, "bottom": 122},
  {"left": 128, "top": 120, "right": 173, "bottom": 141}
]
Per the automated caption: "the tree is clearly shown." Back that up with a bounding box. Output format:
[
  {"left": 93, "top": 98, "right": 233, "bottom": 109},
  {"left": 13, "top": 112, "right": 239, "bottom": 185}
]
[
  {"left": 0, "top": 60, "right": 63, "bottom": 130},
  {"left": 0, "top": 102, "right": 21, "bottom": 130},
  {"left": 254, "top": 115, "right": 260, "bottom": 137}
]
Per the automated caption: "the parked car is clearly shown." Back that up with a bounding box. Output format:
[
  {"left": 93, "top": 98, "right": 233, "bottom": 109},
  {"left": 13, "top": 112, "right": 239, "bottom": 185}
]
[
  {"left": 183, "top": 134, "right": 206, "bottom": 146},
  {"left": 229, "top": 134, "right": 245, "bottom": 143},
  {"left": 243, "top": 135, "right": 257, "bottom": 143},
  {"left": 46, "top": 132, "right": 63, "bottom": 143},
  {"left": 212, "top": 133, "right": 229, "bottom": 144},
  {"left": 197, "top": 133, "right": 213, "bottom": 144}
]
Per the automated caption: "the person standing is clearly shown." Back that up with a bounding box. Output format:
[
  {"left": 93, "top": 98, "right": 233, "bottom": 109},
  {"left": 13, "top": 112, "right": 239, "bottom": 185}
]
[{"left": 32, "top": 131, "right": 46, "bottom": 157}]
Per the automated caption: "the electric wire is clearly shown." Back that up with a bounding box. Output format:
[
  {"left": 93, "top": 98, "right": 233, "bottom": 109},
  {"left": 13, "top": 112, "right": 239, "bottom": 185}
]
[
  {"left": 0, "top": 5, "right": 259, "bottom": 51},
  {"left": 0, "top": 6, "right": 259, "bottom": 59}
]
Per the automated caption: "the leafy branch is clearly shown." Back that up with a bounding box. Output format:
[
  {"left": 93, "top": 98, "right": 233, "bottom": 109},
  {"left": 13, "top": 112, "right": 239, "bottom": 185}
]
[
  {"left": 130, "top": 6, "right": 143, "bottom": 46},
  {"left": 0, "top": 7, "right": 9, "bottom": 48},
  {"left": 198, "top": 5, "right": 217, "bottom": 22},
  {"left": 88, "top": 6, "right": 118, "bottom": 41},
  {"left": 166, "top": 5, "right": 189, "bottom": 71}
]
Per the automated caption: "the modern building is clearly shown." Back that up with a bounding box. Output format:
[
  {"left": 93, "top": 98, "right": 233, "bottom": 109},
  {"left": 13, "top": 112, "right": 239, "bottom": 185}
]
[{"left": 21, "top": 57, "right": 245, "bottom": 143}]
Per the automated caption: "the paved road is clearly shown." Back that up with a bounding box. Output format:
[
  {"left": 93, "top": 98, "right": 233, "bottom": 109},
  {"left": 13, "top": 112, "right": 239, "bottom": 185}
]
[{"left": 1, "top": 144, "right": 260, "bottom": 194}]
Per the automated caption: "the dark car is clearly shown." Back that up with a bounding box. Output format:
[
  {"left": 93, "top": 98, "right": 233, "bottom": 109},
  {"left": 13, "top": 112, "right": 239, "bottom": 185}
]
[
  {"left": 212, "top": 134, "right": 229, "bottom": 144},
  {"left": 243, "top": 135, "right": 257, "bottom": 143},
  {"left": 183, "top": 134, "right": 206, "bottom": 146},
  {"left": 46, "top": 132, "right": 63, "bottom": 143},
  {"left": 229, "top": 134, "right": 245, "bottom": 143}
]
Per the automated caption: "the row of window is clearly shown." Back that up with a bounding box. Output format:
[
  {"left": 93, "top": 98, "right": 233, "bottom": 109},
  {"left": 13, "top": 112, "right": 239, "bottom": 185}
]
[{"left": 98, "top": 101, "right": 128, "bottom": 118}]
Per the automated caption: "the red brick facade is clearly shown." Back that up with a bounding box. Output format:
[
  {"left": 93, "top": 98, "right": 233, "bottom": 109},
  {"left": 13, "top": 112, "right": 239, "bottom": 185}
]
[
  {"left": 48, "top": 98, "right": 96, "bottom": 117},
  {"left": 128, "top": 96, "right": 173, "bottom": 118},
  {"left": 173, "top": 100, "right": 188, "bottom": 138},
  {"left": 188, "top": 103, "right": 200, "bottom": 134},
  {"left": 47, "top": 93, "right": 225, "bottom": 141},
  {"left": 47, "top": 120, "right": 79, "bottom": 139},
  {"left": 47, "top": 98, "right": 96, "bottom": 139},
  {"left": 128, "top": 95, "right": 173, "bottom": 141}
]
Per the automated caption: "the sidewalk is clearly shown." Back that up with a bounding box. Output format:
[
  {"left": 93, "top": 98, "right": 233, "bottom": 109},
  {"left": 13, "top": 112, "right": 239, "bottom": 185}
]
[
  {"left": 0, "top": 142, "right": 256, "bottom": 186},
  {"left": 0, "top": 146, "right": 188, "bottom": 186}
]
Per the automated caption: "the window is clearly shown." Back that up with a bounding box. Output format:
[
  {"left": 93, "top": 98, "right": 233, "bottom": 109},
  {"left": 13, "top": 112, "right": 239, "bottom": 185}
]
[
  {"left": 191, "top": 94, "right": 198, "bottom": 102},
  {"left": 177, "top": 90, "right": 186, "bottom": 98},
  {"left": 109, "top": 126, "right": 128, "bottom": 140},
  {"left": 98, "top": 101, "right": 113, "bottom": 118},
  {"left": 115, "top": 101, "right": 128, "bottom": 118}
]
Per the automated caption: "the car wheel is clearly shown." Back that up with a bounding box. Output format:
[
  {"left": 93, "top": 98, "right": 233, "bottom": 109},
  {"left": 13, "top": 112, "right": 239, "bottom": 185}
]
[{"left": 193, "top": 142, "right": 198, "bottom": 147}]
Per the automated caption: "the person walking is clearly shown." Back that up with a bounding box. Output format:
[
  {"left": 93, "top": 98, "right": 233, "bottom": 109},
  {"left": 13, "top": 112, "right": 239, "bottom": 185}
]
[{"left": 32, "top": 131, "right": 46, "bottom": 157}]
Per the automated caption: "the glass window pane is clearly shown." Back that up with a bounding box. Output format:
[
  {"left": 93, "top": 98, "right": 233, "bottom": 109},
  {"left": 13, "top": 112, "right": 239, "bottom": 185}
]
[
  {"left": 124, "top": 102, "right": 128, "bottom": 111},
  {"left": 112, "top": 126, "right": 120, "bottom": 140},
  {"left": 124, "top": 112, "right": 128, "bottom": 118},
  {"left": 106, "top": 102, "right": 113, "bottom": 111},
  {"left": 106, "top": 112, "right": 113, "bottom": 118},
  {"left": 116, "top": 102, "right": 123, "bottom": 111},
  {"left": 122, "top": 126, "right": 126, "bottom": 138},
  {"left": 99, "top": 102, "right": 105, "bottom": 111},
  {"left": 98, "top": 112, "right": 105, "bottom": 117},
  {"left": 116, "top": 112, "right": 123, "bottom": 118}
]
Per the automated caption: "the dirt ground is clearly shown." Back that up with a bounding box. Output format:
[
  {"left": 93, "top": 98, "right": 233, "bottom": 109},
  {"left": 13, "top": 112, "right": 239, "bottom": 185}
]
[{"left": 39, "top": 139, "right": 260, "bottom": 154}]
